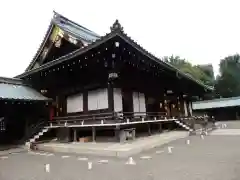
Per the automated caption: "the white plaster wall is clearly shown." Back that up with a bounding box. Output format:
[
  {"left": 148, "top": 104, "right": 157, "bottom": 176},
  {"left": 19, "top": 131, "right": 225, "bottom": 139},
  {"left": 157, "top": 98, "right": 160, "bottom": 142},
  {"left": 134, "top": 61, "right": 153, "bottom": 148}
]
[
  {"left": 133, "top": 92, "right": 146, "bottom": 115},
  {"left": 88, "top": 88, "right": 108, "bottom": 110},
  {"left": 114, "top": 88, "right": 123, "bottom": 112},
  {"left": 139, "top": 93, "right": 146, "bottom": 113},
  {"left": 133, "top": 92, "right": 140, "bottom": 113},
  {"left": 67, "top": 93, "right": 83, "bottom": 113}
]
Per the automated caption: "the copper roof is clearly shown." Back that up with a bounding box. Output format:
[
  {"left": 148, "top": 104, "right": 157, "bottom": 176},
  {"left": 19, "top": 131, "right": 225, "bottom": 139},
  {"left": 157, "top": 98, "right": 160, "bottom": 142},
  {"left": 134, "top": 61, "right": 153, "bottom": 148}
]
[{"left": 0, "top": 77, "right": 50, "bottom": 101}]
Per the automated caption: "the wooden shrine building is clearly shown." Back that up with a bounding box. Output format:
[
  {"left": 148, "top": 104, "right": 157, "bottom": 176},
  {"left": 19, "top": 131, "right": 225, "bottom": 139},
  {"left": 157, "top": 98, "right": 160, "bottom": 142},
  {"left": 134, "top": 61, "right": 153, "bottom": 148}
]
[
  {"left": 14, "top": 12, "right": 212, "bottom": 143},
  {"left": 0, "top": 77, "right": 51, "bottom": 145}
]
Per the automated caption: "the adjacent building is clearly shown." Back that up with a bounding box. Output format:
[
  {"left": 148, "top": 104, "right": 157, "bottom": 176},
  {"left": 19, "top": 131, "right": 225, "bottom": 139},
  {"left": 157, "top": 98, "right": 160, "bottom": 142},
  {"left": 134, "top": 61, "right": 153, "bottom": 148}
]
[{"left": 192, "top": 96, "right": 240, "bottom": 121}]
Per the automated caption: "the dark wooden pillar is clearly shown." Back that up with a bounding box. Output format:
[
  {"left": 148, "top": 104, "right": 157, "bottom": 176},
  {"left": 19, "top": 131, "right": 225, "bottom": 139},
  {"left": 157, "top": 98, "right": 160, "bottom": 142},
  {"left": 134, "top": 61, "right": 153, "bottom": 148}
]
[
  {"left": 147, "top": 123, "right": 151, "bottom": 135},
  {"left": 107, "top": 81, "right": 114, "bottom": 112},
  {"left": 57, "top": 128, "right": 70, "bottom": 143},
  {"left": 159, "top": 122, "right": 162, "bottom": 133},
  {"left": 92, "top": 127, "right": 96, "bottom": 142},
  {"left": 24, "top": 118, "right": 29, "bottom": 138},
  {"left": 83, "top": 90, "right": 88, "bottom": 114},
  {"left": 73, "top": 128, "right": 77, "bottom": 142}
]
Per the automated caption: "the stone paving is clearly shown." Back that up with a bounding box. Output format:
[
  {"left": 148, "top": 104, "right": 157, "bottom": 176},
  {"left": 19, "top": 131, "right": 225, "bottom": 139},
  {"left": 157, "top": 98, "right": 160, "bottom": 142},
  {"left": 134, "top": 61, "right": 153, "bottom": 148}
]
[
  {"left": 36, "top": 131, "right": 188, "bottom": 157},
  {"left": 1, "top": 123, "right": 240, "bottom": 180}
]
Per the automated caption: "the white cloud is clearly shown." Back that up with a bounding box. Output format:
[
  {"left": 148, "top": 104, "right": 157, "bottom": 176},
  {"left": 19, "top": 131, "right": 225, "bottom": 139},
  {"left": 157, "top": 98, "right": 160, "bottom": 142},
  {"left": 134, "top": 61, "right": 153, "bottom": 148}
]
[{"left": 0, "top": 0, "right": 239, "bottom": 77}]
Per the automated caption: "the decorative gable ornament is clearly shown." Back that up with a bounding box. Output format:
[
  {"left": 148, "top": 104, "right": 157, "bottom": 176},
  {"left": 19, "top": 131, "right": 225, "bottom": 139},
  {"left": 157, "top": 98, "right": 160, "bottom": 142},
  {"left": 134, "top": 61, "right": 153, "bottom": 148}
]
[
  {"left": 68, "top": 35, "right": 77, "bottom": 45},
  {"left": 108, "top": 72, "right": 118, "bottom": 80},
  {"left": 41, "top": 48, "right": 48, "bottom": 59},
  {"left": 110, "top": 20, "right": 123, "bottom": 32},
  {"left": 55, "top": 36, "right": 62, "bottom": 48}
]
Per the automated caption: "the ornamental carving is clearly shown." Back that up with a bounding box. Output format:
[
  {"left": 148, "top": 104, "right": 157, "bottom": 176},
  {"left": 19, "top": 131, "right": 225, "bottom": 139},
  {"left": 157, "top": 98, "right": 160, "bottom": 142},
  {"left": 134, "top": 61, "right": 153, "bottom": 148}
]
[
  {"left": 108, "top": 72, "right": 118, "bottom": 80},
  {"left": 41, "top": 48, "right": 48, "bottom": 59},
  {"left": 110, "top": 20, "right": 123, "bottom": 32},
  {"left": 55, "top": 36, "right": 62, "bottom": 48}
]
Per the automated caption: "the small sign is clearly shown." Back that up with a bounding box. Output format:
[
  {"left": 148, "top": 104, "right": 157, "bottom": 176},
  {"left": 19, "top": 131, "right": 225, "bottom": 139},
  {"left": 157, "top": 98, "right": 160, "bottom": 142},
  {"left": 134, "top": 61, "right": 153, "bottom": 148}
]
[{"left": 108, "top": 72, "right": 118, "bottom": 79}]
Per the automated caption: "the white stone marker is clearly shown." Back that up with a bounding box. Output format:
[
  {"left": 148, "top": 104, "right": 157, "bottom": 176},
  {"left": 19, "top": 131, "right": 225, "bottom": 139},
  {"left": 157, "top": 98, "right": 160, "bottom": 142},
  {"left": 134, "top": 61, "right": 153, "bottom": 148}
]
[
  {"left": 140, "top": 156, "right": 151, "bottom": 160},
  {"left": 78, "top": 157, "right": 88, "bottom": 161},
  {"left": 45, "top": 164, "right": 50, "bottom": 173},
  {"left": 0, "top": 156, "right": 8, "bottom": 159},
  {"left": 186, "top": 139, "right": 190, "bottom": 145},
  {"left": 201, "top": 135, "right": 204, "bottom": 139},
  {"left": 222, "top": 124, "right": 227, "bottom": 128},
  {"left": 156, "top": 150, "right": 164, "bottom": 154},
  {"left": 46, "top": 153, "right": 54, "bottom": 157},
  {"left": 126, "top": 157, "right": 136, "bottom": 165},
  {"left": 61, "top": 155, "right": 70, "bottom": 159},
  {"left": 167, "top": 146, "right": 173, "bottom": 153},
  {"left": 98, "top": 159, "right": 109, "bottom": 163},
  {"left": 88, "top": 162, "right": 92, "bottom": 170}
]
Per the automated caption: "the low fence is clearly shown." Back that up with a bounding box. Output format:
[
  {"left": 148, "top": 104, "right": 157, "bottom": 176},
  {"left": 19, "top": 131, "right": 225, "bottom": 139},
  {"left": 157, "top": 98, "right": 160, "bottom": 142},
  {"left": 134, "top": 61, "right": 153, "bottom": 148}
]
[{"left": 48, "top": 112, "right": 214, "bottom": 129}]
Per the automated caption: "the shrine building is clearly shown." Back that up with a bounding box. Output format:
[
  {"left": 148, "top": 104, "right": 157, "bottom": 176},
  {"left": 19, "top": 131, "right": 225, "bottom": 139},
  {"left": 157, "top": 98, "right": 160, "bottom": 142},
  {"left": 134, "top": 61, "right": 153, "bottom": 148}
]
[{"left": 1, "top": 12, "right": 212, "bottom": 145}]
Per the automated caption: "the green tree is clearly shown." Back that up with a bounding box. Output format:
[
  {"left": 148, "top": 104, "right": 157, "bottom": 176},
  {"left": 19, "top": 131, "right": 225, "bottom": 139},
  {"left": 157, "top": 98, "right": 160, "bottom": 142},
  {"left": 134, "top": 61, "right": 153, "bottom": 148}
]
[
  {"left": 163, "top": 55, "right": 214, "bottom": 86},
  {"left": 215, "top": 54, "right": 240, "bottom": 98}
]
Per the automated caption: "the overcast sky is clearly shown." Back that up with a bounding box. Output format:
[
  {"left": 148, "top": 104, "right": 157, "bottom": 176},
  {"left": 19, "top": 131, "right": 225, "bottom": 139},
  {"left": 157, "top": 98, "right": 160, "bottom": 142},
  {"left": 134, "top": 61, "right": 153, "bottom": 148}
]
[{"left": 0, "top": 0, "right": 239, "bottom": 78}]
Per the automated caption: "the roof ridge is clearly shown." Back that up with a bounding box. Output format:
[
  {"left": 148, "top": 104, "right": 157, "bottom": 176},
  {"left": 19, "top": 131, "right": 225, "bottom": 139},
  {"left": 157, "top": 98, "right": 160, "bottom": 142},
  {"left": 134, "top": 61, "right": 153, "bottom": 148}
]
[
  {"left": 0, "top": 76, "right": 24, "bottom": 86},
  {"left": 193, "top": 96, "right": 240, "bottom": 104},
  {"left": 53, "top": 11, "right": 100, "bottom": 37},
  {"left": 17, "top": 19, "right": 212, "bottom": 91}
]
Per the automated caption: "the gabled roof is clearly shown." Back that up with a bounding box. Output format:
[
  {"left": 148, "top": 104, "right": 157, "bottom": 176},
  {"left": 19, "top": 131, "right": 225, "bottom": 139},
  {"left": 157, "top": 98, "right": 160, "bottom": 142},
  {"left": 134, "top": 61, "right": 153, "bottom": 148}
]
[
  {"left": 25, "top": 11, "right": 101, "bottom": 72},
  {"left": 52, "top": 11, "right": 100, "bottom": 42},
  {"left": 0, "top": 77, "right": 50, "bottom": 101},
  {"left": 192, "top": 96, "right": 240, "bottom": 110},
  {"left": 18, "top": 20, "right": 213, "bottom": 91}
]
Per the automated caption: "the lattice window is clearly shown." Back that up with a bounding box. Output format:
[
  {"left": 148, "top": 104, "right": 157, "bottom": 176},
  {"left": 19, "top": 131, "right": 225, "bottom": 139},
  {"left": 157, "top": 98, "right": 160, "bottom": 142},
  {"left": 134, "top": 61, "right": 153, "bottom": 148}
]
[{"left": 0, "top": 118, "right": 6, "bottom": 131}]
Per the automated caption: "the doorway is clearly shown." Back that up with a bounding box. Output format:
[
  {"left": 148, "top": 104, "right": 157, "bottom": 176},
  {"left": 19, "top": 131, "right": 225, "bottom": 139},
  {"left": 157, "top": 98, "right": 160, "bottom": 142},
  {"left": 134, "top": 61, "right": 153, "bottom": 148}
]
[{"left": 122, "top": 90, "right": 133, "bottom": 118}]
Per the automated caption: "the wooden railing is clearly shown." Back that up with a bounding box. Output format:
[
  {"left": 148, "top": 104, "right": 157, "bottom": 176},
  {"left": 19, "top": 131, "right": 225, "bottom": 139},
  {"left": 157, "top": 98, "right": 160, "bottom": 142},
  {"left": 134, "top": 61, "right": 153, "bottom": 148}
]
[
  {"left": 48, "top": 112, "right": 213, "bottom": 128},
  {"left": 49, "top": 111, "right": 170, "bottom": 127}
]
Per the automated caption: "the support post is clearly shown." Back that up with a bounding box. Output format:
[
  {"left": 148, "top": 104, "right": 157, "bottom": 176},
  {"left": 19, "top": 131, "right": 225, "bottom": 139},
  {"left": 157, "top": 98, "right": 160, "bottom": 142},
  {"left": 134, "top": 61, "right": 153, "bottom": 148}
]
[
  {"left": 147, "top": 123, "right": 151, "bottom": 136},
  {"left": 73, "top": 128, "right": 77, "bottom": 142},
  {"left": 92, "top": 127, "right": 96, "bottom": 142},
  {"left": 115, "top": 125, "right": 120, "bottom": 142},
  {"left": 107, "top": 80, "right": 114, "bottom": 113},
  {"left": 159, "top": 122, "right": 162, "bottom": 133},
  {"left": 24, "top": 118, "right": 29, "bottom": 138}
]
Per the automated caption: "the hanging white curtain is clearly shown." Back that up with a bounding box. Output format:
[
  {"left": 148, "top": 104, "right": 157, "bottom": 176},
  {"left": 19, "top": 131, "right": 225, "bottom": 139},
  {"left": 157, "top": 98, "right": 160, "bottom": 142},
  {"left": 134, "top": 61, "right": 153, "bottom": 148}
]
[
  {"left": 114, "top": 88, "right": 123, "bottom": 112},
  {"left": 67, "top": 93, "right": 83, "bottom": 113},
  {"left": 133, "top": 92, "right": 146, "bottom": 116},
  {"left": 133, "top": 92, "right": 140, "bottom": 113},
  {"left": 88, "top": 90, "right": 98, "bottom": 111},
  {"left": 88, "top": 88, "right": 108, "bottom": 110},
  {"left": 139, "top": 93, "right": 146, "bottom": 113},
  {"left": 97, "top": 88, "right": 108, "bottom": 109}
]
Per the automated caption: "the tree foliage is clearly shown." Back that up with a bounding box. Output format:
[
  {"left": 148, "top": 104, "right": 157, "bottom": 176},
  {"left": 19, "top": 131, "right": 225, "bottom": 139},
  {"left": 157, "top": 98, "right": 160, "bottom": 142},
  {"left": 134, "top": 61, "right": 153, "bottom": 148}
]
[
  {"left": 215, "top": 54, "right": 240, "bottom": 98},
  {"left": 163, "top": 55, "right": 214, "bottom": 86}
]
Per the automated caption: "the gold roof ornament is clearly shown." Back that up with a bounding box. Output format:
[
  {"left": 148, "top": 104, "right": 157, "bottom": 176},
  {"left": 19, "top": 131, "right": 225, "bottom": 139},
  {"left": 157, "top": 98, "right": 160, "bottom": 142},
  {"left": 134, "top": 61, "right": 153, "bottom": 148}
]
[{"left": 55, "top": 36, "right": 62, "bottom": 48}]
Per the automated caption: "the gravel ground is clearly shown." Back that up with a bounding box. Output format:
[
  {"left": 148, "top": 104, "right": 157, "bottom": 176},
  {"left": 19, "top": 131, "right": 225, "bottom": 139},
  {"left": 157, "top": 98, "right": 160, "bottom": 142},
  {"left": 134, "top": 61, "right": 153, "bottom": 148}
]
[{"left": 1, "top": 130, "right": 240, "bottom": 180}]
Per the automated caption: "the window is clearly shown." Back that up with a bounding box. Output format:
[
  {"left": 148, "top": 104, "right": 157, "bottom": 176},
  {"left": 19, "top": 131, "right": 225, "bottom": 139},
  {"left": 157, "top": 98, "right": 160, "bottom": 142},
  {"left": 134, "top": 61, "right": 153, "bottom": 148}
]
[
  {"left": 0, "top": 118, "right": 5, "bottom": 132},
  {"left": 67, "top": 93, "right": 83, "bottom": 113},
  {"left": 88, "top": 88, "right": 108, "bottom": 110}
]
